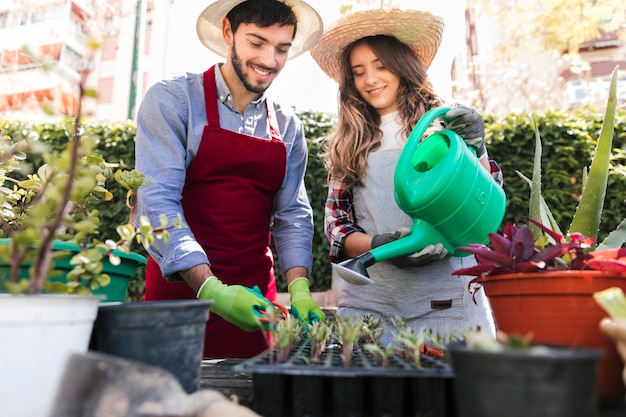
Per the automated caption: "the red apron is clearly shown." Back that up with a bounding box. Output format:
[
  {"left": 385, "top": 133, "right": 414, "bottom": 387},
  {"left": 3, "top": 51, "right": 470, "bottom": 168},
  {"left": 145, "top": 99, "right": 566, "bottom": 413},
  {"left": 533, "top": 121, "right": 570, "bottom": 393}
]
[{"left": 144, "top": 65, "right": 286, "bottom": 359}]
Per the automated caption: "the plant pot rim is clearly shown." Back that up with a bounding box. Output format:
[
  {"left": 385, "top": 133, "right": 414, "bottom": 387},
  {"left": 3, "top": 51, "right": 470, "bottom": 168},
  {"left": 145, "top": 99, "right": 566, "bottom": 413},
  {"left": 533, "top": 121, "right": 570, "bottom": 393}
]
[
  {"left": 0, "top": 237, "right": 147, "bottom": 264},
  {"left": 0, "top": 293, "right": 105, "bottom": 301},
  {"left": 98, "top": 299, "right": 213, "bottom": 311},
  {"left": 476, "top": 269, "right": 626, "bottom": 283},
  {"left": 447, "top": 342, "right": 603, "bottom": 361}
]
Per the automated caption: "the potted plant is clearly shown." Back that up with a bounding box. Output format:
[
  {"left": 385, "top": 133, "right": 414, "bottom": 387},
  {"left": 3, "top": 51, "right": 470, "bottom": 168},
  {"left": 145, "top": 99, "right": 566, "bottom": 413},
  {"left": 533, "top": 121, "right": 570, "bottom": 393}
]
[
  {"left": 0, "top": 41, "right": 178, "bottom": 417},
  {"left": 452, "top": 65, "right": 626, "bottom": 404},
  {"left": 447, "top": 330, "right": 602, "bottom": 417}
]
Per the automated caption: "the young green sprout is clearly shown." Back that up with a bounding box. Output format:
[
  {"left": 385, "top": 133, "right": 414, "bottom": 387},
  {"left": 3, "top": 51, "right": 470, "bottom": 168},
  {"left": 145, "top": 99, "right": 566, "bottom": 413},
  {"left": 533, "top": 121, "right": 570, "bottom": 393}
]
[
  {"left": 393, "top": 326, "right": 429, "bottom": 368},
  {"left": 307, "top": 320, "right": 333, "bottom": 362},
  {"left": 363, "top": 342, "right": 395, "bottom": 367},
  {"left": 360, "top": 314, "right": 384, "bottom": 345},
  {"left": 335, "top": 315, "right": 364, "bottom": 367},
  {"left": 261, "top": 308, "right": 304, "bottom": 364}
]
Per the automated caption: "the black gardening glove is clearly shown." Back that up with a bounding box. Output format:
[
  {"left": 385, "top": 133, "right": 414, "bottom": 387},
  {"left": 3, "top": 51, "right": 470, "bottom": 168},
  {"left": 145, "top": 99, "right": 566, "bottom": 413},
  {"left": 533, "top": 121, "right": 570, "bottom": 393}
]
[
  {"left": 445, "top": 104, "right": 486, "bottom": 158},
  {"left": 371, "top": 228, "right": 448, "bottom": 268}
]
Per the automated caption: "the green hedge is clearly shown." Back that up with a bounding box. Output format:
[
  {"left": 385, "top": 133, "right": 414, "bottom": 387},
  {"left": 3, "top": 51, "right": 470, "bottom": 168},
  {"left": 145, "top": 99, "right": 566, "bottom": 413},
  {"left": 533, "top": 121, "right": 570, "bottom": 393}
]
[
  {"left": 485, "top": 108, "right": 626, "bottom": 244},
  {"left": 2, "top": 107, "right": 626, "bottom": 295}
]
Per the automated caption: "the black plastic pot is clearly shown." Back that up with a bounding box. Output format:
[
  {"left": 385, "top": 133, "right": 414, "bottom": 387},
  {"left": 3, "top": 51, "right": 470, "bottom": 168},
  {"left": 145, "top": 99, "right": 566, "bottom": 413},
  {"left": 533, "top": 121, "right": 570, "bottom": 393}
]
[
  {"left": 448, "top": 342, "right": 602, "bottom": 417},
  {"left": 91, "top": 299, "right": 212, "bottom": 393},
  {"left": 236, "top": 338, "right": 455, "bottom": 417}
]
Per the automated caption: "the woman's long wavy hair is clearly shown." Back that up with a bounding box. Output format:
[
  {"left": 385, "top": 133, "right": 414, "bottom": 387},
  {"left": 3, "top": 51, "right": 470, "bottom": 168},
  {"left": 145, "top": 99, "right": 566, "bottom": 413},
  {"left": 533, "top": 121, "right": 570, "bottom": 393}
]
[{"left": 324, "top": 35, "right": 443, "bottom": 189}]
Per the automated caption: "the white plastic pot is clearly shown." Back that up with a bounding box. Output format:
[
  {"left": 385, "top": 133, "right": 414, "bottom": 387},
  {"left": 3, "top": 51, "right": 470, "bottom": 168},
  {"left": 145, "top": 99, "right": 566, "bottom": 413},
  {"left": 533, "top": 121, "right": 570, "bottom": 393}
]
[{"left": 0, "top": 294, "right": 101, "bottom": 417}]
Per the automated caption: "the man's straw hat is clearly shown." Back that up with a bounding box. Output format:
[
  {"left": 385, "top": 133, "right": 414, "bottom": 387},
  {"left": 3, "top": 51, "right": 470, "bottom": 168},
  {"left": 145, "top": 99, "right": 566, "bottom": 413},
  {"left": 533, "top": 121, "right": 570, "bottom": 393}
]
[
  {"left": 311, "top": 9, "right": 444, "bottom": 82},
  {"left": 196, "top": 0, "right": 323, "bottom": 60}
]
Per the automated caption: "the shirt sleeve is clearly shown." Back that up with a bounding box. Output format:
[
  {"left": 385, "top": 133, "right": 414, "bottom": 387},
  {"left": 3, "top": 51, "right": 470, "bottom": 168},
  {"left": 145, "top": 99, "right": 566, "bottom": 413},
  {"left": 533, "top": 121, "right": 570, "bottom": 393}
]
[
  {"left": 324, "top": 177, "right": 366, "bottom": 263},
  {"left": 134, "top": 79, "right": 210, "bottom": 280},
  {"left": 489, "top": 158, "right": 504, "bottom": 186},
  {"left": 271, "top": 112, "right": 315, "bottom": 275}
]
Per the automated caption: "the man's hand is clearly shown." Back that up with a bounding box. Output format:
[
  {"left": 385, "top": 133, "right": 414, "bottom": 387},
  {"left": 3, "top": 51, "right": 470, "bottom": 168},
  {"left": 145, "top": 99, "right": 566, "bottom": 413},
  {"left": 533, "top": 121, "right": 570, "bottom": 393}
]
[
  {"left": 197, "top": 276, "right": 271, "bottom": 332},
  {"left": 288, "top": 277, "right": 326, "bottom": 324},
  {"left": 445, "top": 105, "right": 486, "bottom": 158}
]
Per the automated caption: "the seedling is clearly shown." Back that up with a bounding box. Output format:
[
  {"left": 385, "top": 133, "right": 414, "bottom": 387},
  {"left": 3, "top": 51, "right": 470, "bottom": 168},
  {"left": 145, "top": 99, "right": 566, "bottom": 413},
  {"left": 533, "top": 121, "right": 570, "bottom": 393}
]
[
  {"left": 307, "top": 320, "right": 333, "bottom": 362},
  {"left": 335, "top": 315, "right": 364, "bottom": 367},
  {"left": 262, "top": 309, "right": 304, "bottom": 364}
]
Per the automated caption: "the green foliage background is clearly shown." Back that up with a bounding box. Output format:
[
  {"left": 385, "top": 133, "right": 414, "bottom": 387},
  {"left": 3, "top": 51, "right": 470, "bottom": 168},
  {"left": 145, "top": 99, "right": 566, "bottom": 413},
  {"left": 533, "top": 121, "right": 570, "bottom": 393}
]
[{"left": 2, "top": 107, "right": 626, "bottom": 296}]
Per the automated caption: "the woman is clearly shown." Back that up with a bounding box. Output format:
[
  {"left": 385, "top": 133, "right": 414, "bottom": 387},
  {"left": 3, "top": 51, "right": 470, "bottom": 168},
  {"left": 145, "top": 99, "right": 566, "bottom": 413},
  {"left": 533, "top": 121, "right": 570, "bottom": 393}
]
[{"left": 311, "top": 8, "right": 502, "bottom": 345}]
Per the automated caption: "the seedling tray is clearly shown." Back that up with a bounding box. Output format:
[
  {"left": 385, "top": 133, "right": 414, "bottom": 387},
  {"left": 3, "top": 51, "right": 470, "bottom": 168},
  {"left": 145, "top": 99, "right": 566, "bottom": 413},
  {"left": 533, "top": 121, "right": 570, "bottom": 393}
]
[{"left": 235, "top": 338, "right": 456, "bottom": 417}]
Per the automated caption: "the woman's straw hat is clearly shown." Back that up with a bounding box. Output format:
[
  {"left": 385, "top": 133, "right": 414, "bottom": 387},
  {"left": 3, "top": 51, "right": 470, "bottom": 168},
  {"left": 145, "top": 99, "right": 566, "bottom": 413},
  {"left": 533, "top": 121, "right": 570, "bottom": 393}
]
[
  {"left": 196, "top": 0, "right": 323, "bottom": 60},
  {"left": 311, "top": 8, "right": 444, "bottom": 82}
]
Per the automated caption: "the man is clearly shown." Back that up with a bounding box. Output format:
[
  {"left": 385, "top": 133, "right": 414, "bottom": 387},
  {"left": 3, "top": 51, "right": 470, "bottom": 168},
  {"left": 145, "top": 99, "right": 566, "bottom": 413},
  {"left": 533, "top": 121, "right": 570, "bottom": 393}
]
[{"left": 134, "top": 0, "right": 326, "bottom": 359}]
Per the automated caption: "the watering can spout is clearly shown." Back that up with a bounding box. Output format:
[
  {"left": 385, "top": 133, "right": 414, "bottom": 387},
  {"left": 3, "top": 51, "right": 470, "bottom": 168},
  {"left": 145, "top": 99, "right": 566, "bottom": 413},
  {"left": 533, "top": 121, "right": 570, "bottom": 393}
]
[
  {"left": 333, "top": 220, "right": 454, "bottom": 285},
  {"left": 333, "top": 252, "right": 376, "bottom": 285},
  {"left": 333, "top": 106, "right": 506, "bottom": 285}
]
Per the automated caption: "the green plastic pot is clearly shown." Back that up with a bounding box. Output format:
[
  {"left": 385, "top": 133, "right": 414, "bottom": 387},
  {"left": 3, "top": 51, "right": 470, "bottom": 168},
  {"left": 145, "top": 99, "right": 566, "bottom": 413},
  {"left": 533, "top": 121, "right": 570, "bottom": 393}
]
[{"left": 0, "top": 238, "right": 146, "bottom": 302}]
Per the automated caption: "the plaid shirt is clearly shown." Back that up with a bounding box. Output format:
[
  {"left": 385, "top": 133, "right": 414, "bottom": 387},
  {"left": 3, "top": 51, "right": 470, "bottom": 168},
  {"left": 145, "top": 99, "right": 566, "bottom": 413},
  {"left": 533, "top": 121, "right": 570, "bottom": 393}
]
[{"left": 324, "top": 158, "right": 504, "bottom": 262}]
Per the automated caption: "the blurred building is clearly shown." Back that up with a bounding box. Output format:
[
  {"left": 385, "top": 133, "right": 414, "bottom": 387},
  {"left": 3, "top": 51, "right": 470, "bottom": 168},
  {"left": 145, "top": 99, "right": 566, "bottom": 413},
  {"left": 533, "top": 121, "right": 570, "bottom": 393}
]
[
  {"left": 457, "top": 5, "right": 626, "bottom": 114},
  {"left": 0, "top": 0, "right": 147, "bottom": 120},
  {"left": 0, "top": 0, "right": 624, "bottom": 120}
]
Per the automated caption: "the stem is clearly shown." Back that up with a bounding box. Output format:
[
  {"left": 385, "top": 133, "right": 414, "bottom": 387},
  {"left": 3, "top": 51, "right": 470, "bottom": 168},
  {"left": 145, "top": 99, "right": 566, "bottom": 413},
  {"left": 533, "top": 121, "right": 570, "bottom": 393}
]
[{"left": 28, "top": 70, "right": 86, "bottom": 293}]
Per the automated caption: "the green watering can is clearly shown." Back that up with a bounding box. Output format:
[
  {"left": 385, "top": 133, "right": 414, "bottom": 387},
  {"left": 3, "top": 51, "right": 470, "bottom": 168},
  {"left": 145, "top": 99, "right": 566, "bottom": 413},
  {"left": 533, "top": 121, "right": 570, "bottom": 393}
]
[{"left": 333, "top": 106, "right": 506, "bottom": 285}]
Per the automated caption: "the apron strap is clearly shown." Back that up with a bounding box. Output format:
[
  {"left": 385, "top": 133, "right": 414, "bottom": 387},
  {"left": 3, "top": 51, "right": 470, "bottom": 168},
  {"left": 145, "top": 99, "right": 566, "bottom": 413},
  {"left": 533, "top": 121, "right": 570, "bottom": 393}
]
[
  {"left": 203, "top": 66, "right": 220, "bottom": 127},
  {"left": 265, "top": 98, "right": 282, "bottom": 142},
  {"left": 203, "top": 65, "right": 281, "bottom": 142}
]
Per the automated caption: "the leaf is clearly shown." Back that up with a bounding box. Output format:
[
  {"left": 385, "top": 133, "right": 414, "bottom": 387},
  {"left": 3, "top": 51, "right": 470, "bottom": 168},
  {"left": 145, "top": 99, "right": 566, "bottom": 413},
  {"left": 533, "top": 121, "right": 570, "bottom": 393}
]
[
  {"left": 528, "top": 117, "right": 543, "bottom": 239},
  {"left": 597, "top": 217, "right": 626, "bottom": 251},
  {"left": 568, "top": 66, "right": 619, "bottom": 242},
  {"left": 585, "top": 258, "right": 626, "bottom": 272},
  {"left": 516, "top": 170, "right": 562, "bottom": 236}
]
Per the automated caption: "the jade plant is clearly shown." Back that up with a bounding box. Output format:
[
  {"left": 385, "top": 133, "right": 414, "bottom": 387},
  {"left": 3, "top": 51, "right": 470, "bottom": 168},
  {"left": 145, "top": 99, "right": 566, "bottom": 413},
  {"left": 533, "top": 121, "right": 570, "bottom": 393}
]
[{"left": 0, "top": 41, "right": 179, "bottom": 295}]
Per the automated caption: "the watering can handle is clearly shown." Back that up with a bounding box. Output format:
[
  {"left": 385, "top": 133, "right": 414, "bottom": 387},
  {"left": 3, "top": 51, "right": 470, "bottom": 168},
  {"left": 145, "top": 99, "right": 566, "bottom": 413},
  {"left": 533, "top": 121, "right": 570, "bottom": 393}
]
[
  {"left": 399, "top": 107, "right": 451, "bottom": 174},
  {"left": 404, "top": 106, "right": 451, "bottom": 150}
]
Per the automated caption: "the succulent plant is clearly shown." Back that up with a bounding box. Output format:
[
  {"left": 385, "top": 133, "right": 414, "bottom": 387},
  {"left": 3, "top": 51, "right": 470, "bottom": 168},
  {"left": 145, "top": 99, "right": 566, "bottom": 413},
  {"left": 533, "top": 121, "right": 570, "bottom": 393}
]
[{"left": 453, "top": 217, "right": 626, "bottom": 301}]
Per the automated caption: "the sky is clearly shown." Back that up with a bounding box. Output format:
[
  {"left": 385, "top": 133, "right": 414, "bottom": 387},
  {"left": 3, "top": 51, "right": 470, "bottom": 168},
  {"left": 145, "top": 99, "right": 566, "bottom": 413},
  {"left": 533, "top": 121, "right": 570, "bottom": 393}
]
[{"left": 164, "top": 0, "right": 467, "bottom": 113}]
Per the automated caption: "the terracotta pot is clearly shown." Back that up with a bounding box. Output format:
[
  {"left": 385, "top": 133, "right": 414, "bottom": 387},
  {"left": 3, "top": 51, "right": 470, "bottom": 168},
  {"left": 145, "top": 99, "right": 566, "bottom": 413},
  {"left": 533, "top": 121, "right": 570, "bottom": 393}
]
[{"left": 476, "top": 270, "right": 626, "bottom": 404}]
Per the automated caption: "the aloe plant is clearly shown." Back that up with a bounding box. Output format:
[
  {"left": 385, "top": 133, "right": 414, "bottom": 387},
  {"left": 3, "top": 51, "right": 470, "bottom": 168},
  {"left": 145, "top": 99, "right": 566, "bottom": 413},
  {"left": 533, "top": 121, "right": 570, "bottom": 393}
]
[
  {"left": 523, "top": 65, "right": 625, "bottom": 248},
  {"left": 453, "top": 66, "right": 626, "bottom": 299}
]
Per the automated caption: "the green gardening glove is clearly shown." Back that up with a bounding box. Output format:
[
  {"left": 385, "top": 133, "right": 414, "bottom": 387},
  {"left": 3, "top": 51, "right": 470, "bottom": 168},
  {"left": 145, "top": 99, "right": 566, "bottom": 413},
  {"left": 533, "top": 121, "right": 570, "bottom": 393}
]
[
  {"left": 197, "top": 276, "right": 272, "bottom": 332},
  {"left": 288, "top": 277, "right": 326, "bottom": 324}
]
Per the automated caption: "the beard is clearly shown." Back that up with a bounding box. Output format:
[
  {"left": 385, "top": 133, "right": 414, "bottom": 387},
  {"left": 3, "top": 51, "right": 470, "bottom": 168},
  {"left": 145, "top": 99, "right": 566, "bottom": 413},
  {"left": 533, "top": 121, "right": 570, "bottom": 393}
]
[{"left": 231, "top": 42, "right": 276, "bottom": 95}]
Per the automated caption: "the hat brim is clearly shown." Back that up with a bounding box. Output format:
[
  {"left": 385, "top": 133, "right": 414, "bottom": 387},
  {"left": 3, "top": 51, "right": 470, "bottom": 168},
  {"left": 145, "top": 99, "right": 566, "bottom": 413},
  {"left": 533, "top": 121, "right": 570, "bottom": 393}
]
[
  {"left": 311, "top": 9, "right": 444, "bottom": 82},
  {"left": 196, "top": 0, "right": 323, "bottom": 60}
]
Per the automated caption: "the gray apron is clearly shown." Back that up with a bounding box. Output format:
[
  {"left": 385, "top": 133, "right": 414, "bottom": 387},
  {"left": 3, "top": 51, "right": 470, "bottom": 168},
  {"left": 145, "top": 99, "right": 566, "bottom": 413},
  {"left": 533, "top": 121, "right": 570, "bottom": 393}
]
[{"left": 337, "top": 148, "right": 495, "bottom": 345}]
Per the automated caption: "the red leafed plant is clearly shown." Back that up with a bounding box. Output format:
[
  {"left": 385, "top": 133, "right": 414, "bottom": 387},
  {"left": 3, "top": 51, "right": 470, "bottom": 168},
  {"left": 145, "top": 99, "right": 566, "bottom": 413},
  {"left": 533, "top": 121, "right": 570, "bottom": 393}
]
[{"left": 453, "top": 217, "right": 626, "bottom": 302}]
